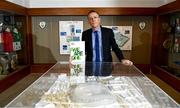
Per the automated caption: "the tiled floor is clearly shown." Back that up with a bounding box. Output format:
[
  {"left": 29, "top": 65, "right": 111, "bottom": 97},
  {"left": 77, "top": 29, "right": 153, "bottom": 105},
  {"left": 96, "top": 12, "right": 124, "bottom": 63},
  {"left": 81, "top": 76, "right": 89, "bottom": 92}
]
[{"left": 0, "top": 73, "right": 179, "bottom": 107}]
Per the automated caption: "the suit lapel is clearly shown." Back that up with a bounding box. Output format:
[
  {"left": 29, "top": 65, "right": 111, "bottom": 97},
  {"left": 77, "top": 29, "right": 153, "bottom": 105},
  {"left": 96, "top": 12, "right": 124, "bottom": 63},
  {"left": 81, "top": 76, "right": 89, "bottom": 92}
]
[
  {"left": 88, "top": 29, "right": 93, "bottom": 51},
  {"left": 101, "top": 27, "right": 106, "bottom": 61},
  {"left": 101, "top": 27, "right": 105, "bottom": 50}
]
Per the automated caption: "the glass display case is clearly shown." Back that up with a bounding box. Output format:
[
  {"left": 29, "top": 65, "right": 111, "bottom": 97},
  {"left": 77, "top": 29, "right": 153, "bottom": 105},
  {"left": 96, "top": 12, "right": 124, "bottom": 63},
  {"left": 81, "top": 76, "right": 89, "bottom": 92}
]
[
  {"left": 0, "top": 1, "right": 30, "bottom": 93},
  {"left": 5, "top": 62, "right": 179, "bottom": 108},
  {"left": 155, "top": 12, "right": 180, "bottom": 78},
  {"left": 0, "top": 11, "right": 29, "bottom": 78},
  {"left": 151, "top": 0, "right": 180, "bottom": 92}
]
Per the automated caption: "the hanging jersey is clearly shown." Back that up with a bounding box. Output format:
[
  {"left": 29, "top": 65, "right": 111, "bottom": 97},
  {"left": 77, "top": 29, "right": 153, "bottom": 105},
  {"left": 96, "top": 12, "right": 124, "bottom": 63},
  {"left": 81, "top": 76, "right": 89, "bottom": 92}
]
[
  {"left": 13, "top": 32, "right": 22, "bottom": 51},
  {"left": 2, "top": 32, "right": 14, "bottom": 52}
]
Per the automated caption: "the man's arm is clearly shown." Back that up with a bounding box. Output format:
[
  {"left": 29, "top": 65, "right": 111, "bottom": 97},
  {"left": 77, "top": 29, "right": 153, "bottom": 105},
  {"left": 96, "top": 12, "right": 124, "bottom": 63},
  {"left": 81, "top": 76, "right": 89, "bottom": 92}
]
[{"left": 109, "top": 29, "right": 124, "bottom": 61}]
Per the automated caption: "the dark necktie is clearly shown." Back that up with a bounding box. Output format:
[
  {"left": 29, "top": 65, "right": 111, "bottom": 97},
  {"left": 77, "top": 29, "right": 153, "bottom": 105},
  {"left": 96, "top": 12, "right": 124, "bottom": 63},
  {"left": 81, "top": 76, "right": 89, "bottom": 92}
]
[{"left": 94, "top": 31, "right": 100, "bottom": 62}]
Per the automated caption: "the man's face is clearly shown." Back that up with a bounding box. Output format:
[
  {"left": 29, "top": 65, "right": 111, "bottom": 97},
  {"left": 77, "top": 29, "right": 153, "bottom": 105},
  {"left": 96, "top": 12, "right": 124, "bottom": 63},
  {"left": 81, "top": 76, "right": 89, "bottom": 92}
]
[{"left": 88, "top": 12, "right": 101, "bottom": 29}]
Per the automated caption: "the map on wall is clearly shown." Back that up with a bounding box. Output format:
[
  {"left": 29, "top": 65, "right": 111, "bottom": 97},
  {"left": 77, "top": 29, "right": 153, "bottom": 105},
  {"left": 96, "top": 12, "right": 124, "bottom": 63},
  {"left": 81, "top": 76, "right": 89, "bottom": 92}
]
[
  {"left": 104, "top": 26, "right": 132, "bottom": 50},
  {"left": 59, "top": 21, "right": 83, "bottom": 54}
]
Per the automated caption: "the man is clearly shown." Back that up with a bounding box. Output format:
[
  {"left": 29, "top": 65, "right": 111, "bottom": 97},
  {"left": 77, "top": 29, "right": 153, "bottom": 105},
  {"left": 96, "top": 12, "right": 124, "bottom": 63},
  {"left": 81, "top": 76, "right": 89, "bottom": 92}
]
[{"left": 82, "top": 10, "right": 133, "bottom": 66}]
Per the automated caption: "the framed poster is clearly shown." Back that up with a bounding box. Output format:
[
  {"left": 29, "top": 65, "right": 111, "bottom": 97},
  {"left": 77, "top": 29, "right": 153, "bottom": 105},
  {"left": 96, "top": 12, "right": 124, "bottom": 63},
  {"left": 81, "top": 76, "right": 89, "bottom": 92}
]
[
  {"left": 104, "top": 26, "right": 132, "bottom": 50},
  {"left": 59, "top": 21, "right": 83, "bottom": 54}
]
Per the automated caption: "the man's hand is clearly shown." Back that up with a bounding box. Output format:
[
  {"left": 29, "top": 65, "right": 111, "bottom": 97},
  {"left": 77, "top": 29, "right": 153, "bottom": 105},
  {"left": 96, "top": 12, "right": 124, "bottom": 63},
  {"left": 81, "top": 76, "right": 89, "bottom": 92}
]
[
  {"left": 121, "top": 59, "right": 133, "bottom": 66},
  {"left": 69, "top": 56, "right": 73, "bottom": 69}
]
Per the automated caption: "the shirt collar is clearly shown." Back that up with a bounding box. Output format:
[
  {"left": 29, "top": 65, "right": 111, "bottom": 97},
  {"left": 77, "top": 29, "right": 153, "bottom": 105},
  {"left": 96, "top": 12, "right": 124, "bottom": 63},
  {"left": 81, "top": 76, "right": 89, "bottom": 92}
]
[{"left": 92, "top": 26, "right": 101, "bottom": 32}]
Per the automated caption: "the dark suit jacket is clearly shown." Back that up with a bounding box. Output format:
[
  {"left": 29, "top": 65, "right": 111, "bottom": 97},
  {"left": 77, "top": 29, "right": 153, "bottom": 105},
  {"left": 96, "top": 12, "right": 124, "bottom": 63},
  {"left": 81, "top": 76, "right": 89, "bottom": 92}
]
[{"left": 82, "top": 26, "right": 124, "bottom": 62}]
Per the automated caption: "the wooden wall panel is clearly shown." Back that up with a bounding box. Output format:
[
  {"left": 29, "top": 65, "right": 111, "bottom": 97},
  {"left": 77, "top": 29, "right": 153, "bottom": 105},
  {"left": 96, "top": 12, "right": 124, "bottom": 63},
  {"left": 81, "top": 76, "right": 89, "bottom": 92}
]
[
  {"left": 135, "top": 64, "right": 151, "bottom": 74},
  {"left": 151, "top": 16, "right": 159, "bottom": 65},
  {"left": 31, "top": 16, "right": 153, "bottom": 64},
  {"left": 26, "top": 16, "right": 34, "bottom": 64},
  {"left": 2, "top": 1, "right": 179, "bottom": 16},
  {"left": 0, "top": 1, "right": 26, "bottom": 15},
  {"left": 27, "top": 8, "right": 156, "bottom": 16},
  {"left": 31, "top": 64, "right": 54, "bottom": 73},
  {"left": 158, "top": 1, "right": 180, "bottom": 14}
]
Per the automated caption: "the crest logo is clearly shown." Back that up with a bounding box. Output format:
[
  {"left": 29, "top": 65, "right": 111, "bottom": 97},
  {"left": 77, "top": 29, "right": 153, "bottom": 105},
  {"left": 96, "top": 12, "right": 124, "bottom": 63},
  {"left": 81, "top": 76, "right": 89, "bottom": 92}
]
[
  {"left": 39, "top": 21, "right": 46, "bottom": 29},
  {"left": 139, "top": 22, "right": 146, "bottom": 30}
]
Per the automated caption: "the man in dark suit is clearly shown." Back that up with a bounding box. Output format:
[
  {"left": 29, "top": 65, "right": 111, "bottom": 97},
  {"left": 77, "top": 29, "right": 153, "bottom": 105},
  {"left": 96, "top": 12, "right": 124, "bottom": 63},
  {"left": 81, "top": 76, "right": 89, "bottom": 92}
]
[{"left": 82, "top": 10, "right": 133, "bottom": 65}]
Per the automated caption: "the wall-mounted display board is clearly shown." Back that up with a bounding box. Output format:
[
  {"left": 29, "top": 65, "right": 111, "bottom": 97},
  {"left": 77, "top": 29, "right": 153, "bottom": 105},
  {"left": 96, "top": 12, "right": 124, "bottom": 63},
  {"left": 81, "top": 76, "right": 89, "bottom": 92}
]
[
  {"left": 59, "top": 21, "right": 83, "bottom": 54},
  {"left": 104, "top": 26, "right": 132, "bottom": 50}
]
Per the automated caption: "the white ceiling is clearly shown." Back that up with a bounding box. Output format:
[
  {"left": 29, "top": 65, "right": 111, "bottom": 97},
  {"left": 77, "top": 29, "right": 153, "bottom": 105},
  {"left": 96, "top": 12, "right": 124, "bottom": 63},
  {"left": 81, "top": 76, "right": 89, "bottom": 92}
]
[{"left": 6, "top": 0, "right": 176, "bottom": 8}]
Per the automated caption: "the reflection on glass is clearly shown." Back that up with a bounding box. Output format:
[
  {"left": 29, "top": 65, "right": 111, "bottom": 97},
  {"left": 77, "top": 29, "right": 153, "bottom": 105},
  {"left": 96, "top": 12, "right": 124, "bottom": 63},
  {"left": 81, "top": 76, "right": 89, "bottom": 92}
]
[
  {"left": 70, "top": 62, "right": 85, "bottom": 84},
  {"left": 85, "top": 62, "right": 113, "bottom": 76},
  {"left": 5, "top": 62, "right": 179, "bottom": 108},
  {"left": 70, "top": 63, "right": 85, "bottom": 76}
]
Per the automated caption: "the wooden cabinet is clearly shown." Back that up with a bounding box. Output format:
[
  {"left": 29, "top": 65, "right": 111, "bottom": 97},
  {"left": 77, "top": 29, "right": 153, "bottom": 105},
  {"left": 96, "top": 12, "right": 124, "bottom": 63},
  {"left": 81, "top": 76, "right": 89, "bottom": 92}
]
[
  {"left": 151, "top": 1, "right": 180, "bottom": 92},
  {"left": 0, "top": 1, "right": 30, "bottom": 93}
]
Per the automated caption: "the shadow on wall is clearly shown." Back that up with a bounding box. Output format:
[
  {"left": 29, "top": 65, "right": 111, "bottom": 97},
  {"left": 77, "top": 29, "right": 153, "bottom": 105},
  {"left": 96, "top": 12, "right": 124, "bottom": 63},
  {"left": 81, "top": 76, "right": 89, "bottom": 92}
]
[
  {"left": 131, "top": 32, "right": 151, "bottom": 64},
  {"left": 33, "top": 35, "right": 57, "bottom": 63}
]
